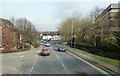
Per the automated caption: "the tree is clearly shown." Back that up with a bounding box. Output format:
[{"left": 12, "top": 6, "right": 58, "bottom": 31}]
[
  {"left": 58, "top": 18, "right": 73, "bottom": 40},
  {"left": 89, "top": 6, "right": 104, "bottom": 47},
  {"left": 90, "top": 6, "right": 103, "bottom": 22},
  {"left": 58, "top": 11, "right": 82, "bottom": 40},
  {"left": 15, "top": 18, "right": 38, "bottom": 48},
  {"left": 9, "top": 16, "right": 15, "bottom": 25}
]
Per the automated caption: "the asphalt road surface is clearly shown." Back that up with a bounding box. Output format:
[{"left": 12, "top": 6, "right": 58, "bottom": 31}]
[{"left": 2, "top": 40, "right": 109, "bottom": 75}]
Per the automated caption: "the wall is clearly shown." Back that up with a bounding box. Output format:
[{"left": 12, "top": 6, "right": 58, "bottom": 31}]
[{"left": 0, "top": 26, "right": 2, "bottom": 48}]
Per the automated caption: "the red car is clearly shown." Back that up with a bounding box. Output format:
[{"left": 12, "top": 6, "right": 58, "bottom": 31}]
[{"left": 40, "top": 48, "right": 50, "bottom": 56}]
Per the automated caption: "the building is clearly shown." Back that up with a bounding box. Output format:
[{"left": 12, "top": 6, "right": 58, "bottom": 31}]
[
  {"left": 0, "top": 25, "right": 2, "bottom": 48},
  {"left": 96, "top": 4, "right": 120, "bottom": 38},
  {"left": 0, "top": 18, "right": 19, "bottom": 51},
  {"left": 39, "top": 31, "right": 61, "bottom": 40}
]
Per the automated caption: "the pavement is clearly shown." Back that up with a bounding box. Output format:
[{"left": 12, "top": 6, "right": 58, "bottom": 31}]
[{"left": 2, "top": 40, "right": 110, "bottom": 75}]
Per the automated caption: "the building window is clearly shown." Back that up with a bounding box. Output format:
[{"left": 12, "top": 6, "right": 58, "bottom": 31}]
[{"left": 110, "top": 9, "right": 120, "bottom": 12}]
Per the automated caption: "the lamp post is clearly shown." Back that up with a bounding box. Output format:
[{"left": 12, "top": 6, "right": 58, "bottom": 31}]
[{"left": 71, "top": 18, "right": 73, "bottom": 47}]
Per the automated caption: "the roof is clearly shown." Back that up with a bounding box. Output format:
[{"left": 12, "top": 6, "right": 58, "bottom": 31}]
[
  {"left": 0, "top": 18, "right": 18, "bottom": 31},
  {"left": 97, "top": 4, "right": 120, "bottom": 18}
]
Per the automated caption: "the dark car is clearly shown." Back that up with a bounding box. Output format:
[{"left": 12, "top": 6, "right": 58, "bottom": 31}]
[
  {"left": 58, "top": 45, "right": 66, "bottom": 52},
  {"left": 40, "top": 48, "right": 50, "bottom": 56}
]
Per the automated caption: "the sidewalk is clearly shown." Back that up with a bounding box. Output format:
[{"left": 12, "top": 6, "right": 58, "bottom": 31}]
[{"left": 65, "top": 45, "right": 120, "bottom": 75}]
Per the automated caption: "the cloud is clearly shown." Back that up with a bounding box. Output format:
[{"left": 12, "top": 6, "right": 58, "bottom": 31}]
[
  {"left": 1, "top": 1, "right": 120, "bottom": 32},
  {"left": 0, "top": 0, "right": 120, "bottom": 3}
]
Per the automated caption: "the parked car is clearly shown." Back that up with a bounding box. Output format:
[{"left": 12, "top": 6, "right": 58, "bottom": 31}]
[
  {"left": 40, "top": 48, "right": 50, "bottom": 56},
  {"left": 58, "top": 45, "right": 66, "bottom": 52},
  {"left": 45, "top": 42, "right": 50, "bottom": 47}
]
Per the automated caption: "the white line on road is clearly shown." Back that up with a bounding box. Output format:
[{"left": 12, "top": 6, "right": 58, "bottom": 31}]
[
  {"left": 29, "top": 54, "right": 38, "bottom": 76},
  {"left": 56, "top": 54, "right": 67, "bottom": 71},
  {"left": 52, "top": 48, "right": 67, "bottom": 71},
  {"left": 20, "top": 55, "right": 24, "bottom": 58},
  {"left": 67, "top": 51, "right": 108, "bottom": 74},
  {"left": 35, "top": 55, "right": 38, "bottom": 57}
]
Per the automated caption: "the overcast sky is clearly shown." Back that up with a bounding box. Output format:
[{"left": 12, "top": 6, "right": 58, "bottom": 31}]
[{"left": 0, "top": 0, "right": 119, "bottom": 32}]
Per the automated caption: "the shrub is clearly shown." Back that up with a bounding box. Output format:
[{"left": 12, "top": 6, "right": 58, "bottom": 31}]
[
  {"left": 24, "top": 43, "right": 31, "bottom": 48},
  {"left": 31, "top": 42, "right": 40, "bottom": 48}
]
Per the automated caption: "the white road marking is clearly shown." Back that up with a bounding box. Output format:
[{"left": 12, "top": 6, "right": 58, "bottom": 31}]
[
  {"left": 67, "top": 51, "right": 108, "bottom": 74},
  {"left": 35, "top": 55, "right": 38, "bottom": 57},
  {"left": 55, "top": 53, "right": 67, "bottom": 71},
  {"left": 31, "top": 67, "right": 34, "bottom": 70},
  {"left": 29, "top": 54, "right": 38, "bottom": 76},
  {"left": 52, "top": 47, "right": 67, "bottom": 71},
  {"left": 20, "top": 55, "right": 24, "bottom": 58}
]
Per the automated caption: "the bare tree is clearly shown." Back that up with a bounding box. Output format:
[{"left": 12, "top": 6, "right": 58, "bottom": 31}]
[
  {"left": 58, "top": 8, "right": 103, "bottom": 46},
  {"left": 15, "top": 18, "right": 38, "bottom": 48},
  {"left": 89, "top": 6, "right": 104, "bottom": 47},
  {"left": 9, "top": 16, "right": 16, "bottom": 25},
  {"left": 90, "top": 6, "right": 103, "bottom": 22}
]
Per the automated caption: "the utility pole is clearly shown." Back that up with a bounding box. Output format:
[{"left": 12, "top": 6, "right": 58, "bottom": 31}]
[
  {"left": 71, "top": 18, "right": 73, "bottom": 48},
  {"left": 117, "top": 11, "right": 120, "bottom": 75}
]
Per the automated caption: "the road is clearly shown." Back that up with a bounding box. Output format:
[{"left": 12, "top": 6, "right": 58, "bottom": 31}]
[{"left": 2, "top": 40, "right": 109, "bottom": 75}]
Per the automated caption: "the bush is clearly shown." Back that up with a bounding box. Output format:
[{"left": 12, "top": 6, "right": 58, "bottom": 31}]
[
  {"left": 31, "top": 42, "right": 40, "bottom": 48},
  {"left": 24, "top": 43, "right": 31, "bottom": 49},
  {"left": 67, "top": 36, "right": 119, "bottom": 60},
  {"left": 74, "top": 42, "right": 120, "bottom": 60},
  {"left": 17, "top": 43, "right": 22, "bottom": 49}
]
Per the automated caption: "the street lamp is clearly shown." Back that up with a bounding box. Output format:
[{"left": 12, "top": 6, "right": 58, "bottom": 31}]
[
  {"left": 71, "top": 18, "right": 73, "bottom": 47},
  {"left": 70, "top": 17, "right": 77, "bottom": 48}
]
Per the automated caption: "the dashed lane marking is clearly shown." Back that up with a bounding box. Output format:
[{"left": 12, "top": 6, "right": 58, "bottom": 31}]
[
  {"left": 20, "top": 55, "right": 24, "bottom": 58},
  {"left": 55, "top": 54, "right": 67, "bottom": 71},
  {"left": 51, "top": 47, "right": 67, "bottom": 71},
  {"left": 29, "top": 53, "right": 38, "bottom": 76}
]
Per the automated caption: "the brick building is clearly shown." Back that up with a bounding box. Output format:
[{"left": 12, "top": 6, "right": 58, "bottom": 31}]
[
  {"left": 0, "top": 25, "right": 2, "bottom": 48},
  {"left": 0, "top": 18, "right": 19, "bottom": 51}
]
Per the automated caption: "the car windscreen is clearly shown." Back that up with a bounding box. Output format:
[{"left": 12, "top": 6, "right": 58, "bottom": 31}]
[
  {"left": 59, "top": 46, "right": 65, "bottom": 49},
  {"left": 46, "top": 42, "right": 50, "bottom": 44}
]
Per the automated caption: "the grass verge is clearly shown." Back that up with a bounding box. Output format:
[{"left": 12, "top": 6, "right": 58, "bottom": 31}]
[{"left": 90, "top": 53, "right": 120, "bottom": 67}]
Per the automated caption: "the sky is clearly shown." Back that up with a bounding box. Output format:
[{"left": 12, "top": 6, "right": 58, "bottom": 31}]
[{"left": 0, "top": 0, "right": 119, "bottom": 32}]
